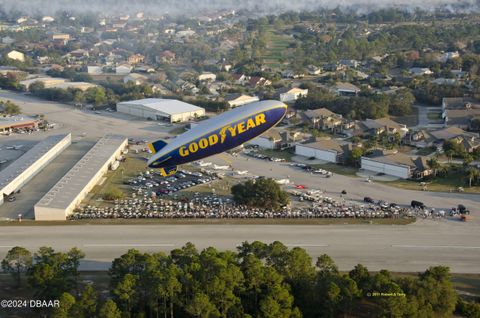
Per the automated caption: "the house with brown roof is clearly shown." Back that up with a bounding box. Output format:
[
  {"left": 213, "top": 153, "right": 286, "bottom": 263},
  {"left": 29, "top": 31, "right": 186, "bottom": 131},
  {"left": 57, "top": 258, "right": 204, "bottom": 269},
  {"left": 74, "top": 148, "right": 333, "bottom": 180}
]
[
  {"left": 442, "top": 97, "right": 480, "bottom": 129},
  {"left": 249, "top": 76, "right": 271, "bottom": 88},
  {"left": 303, "top": 108, "right": 344, "bottom": 133},
  {"left": 357, "top": 117, "right": 408, "bottom": 138},
  {"left": 246, "top": 128, "right": 300, "bottom": 150},
  {"left": 411, "top": 126, "right": 479, "bottom": 152}
]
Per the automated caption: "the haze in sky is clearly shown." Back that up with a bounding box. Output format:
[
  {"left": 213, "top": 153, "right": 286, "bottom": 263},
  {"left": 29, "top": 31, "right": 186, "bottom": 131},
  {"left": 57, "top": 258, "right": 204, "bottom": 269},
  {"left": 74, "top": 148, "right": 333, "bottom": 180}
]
[{"left": 1, "top": 0, "right": 479, "bottom": 16}]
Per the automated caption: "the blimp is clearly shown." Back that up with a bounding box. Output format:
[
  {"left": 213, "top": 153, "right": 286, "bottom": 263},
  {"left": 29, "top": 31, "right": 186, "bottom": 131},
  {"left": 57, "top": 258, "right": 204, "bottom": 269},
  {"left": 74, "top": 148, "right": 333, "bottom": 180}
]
[{"left": 147, "top": 100, "right": 287, "bottom": 176}]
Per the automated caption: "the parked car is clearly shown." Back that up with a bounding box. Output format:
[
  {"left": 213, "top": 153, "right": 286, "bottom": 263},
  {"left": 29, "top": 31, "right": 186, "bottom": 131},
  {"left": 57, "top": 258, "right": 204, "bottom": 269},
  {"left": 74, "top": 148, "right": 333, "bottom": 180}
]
[{"left": 364, "top": 197, "right": 374, "bottom": 203}]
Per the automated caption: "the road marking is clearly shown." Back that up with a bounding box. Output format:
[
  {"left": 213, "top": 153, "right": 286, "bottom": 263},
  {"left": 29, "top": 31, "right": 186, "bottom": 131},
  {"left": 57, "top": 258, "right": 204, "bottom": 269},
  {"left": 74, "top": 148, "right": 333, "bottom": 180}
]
[
  {"left": 392, "top": 245, "right": 480, "bottom": 249},
  {"left": 84, "top": 243, "right": 175, "bottom": 247}
]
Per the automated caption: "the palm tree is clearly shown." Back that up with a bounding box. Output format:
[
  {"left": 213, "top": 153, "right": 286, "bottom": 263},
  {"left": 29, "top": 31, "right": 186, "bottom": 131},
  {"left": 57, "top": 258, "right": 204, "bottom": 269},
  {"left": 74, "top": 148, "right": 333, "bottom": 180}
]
[
  {"left": 427, "top": 158, "right": 441, "bottom": 177},
  {"left": 467, "top": 167, "right": 479, "bottom": 188}
]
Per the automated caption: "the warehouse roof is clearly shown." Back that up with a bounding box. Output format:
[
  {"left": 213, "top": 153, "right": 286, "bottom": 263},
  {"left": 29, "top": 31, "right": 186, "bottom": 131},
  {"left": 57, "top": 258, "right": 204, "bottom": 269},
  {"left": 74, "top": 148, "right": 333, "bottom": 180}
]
[
  {"left": 0, "top": 134, "right": 70, "bottom": 190},
  {"left": 118, "top": 98, "right": 204, "bottom": 115},
  {"left": 299, "top": 139, "right": 350, "bottom": 153},
  {"left": 35, "top": 135, "right": 126, "bottom": 210}
]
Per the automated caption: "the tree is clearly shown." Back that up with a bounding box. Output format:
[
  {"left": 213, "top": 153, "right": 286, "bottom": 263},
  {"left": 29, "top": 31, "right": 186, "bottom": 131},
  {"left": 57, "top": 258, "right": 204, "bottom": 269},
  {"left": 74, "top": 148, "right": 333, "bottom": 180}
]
[
  {"left": 27, "top": 247, "right": 72, "bottom": 299},
  {"left": 1, "top": 246, "right": 32, "bottom": 287},
  {"left": 428, "top": 158, "right": 441, "bottom": 177},
  {"left": 348, "top": 147, "right": 364, "bottom": 167},
  {"left": 51, "top": 292, "right": 76, "bottom": 318},
  {"left": 231, "top": 178, "right": 290, "bottom": 210},
  {"left": 113, "top": 273, "right": 137, "bottom": 317},
  {"left": 72, "top": 284, "right": 97, "bottom": 318},
  {"left": 67, "top": 247, "right": 85, "bottom": 296},
  {"left": 98, "top": 299, "right": 122, "bottom": 318},
  {"left": 0, "top": 100, "right": 21, "bottom": 115},
  {"left": 185, "top": 292, "right": 219, "bottom": 318}
]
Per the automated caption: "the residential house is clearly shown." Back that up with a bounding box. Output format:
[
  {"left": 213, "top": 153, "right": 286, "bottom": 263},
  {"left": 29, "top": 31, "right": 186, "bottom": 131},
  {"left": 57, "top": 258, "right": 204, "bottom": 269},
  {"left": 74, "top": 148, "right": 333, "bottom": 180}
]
[
  {"left": 124, "top": 73, "right": 149, "bottom": 85},
  {"left": 295, "top": 138, "right": 352, "bottom": 164},
  {"left": 339, "top": 59, "right": 360, "bottom": 68},
  {"left": 412, "top": 126, "right": 480, "bottom": 152},
  {"left": 277, "top": 87, "right": 308, "bottom": 103},
  {"left": 87, "top": 66, "right": 103, "bottom": 75},
  {"left": 2, "top": 36, "right": 15, "bottom": 45},
  {"left": 409, "top": 67, "right": 433, "bottom": 76},
  {"left": 304, "top": 108, "right": 344, "bottom": 133},
  {"left": 306, "top": 65, "right": 322, "bottom": 75},
  {"left": 442, "top": 97, "right": 480, "bottom": 129},
  {"left": 438, "top": 51, "right": 460, "bottom": 63},
  {"left": 198, "top": 72, "right": 217, "bottom": 82},
  {"left": 6, "top": 50, "right": 25, "bottom": 62},
  {"left": 116, "top": 64, "right": 133, "bottom": 75},
  {"left": 69, "top": 49, "right": 89, "bottom": 59},
  {"left": 357, "top": 117, "right": 408, "bottom": 138},
  {"left": 231, "top": 74, "right": 249, "bottom": 85},
  {"left": 246, "top": 128, "right": 300, "bottom": 150},
  {"left": 249, "top": 76, "right": 271, "bottom": 88},
  {"left": 361, "top": 150, "right": 432, "bottom": 179},
  {"left": 225, "top": 94, "right": 259, "bottom": 108},
  {"left": 334, "top": 82, "right": 360, "bottom": 96},
  {"left": 157, "top": 50, "right": 176, "bottom": 63},
  {"left": 127, "top": 54, "right": 145, "bottom": 65},
  {"left": 281, "top": 70, "right": 304, "bottom": 79}
]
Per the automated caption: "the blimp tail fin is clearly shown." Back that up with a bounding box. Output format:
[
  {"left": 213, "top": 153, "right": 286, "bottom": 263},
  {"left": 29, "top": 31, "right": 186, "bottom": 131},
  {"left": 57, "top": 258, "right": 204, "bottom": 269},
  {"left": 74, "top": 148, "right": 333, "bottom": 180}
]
[
  {"left": 159, "top": 165, "right": 177, "bottom": 177},
  {"left": 147, "top": 140, "right": 168, "bottom": 154}
]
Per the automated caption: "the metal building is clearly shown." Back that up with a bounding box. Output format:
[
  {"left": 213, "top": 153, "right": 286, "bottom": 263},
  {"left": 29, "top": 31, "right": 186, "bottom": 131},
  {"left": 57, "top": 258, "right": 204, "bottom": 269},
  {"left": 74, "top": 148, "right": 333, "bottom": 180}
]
[
  {"left": 0, "top": 133, "right": 71, "bottom": 206},
  {"left": 117, "top": 98, "right": 205, "bottom": 123},
  {"left": 34, "top": 135, "right": 127, "bottom": 221}
]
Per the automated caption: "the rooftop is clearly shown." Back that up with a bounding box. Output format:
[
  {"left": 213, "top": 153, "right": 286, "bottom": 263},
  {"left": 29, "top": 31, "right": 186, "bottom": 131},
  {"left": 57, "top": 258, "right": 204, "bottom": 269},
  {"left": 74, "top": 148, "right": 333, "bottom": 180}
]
[
  {"left": 35, "top": 135, "right": 126, "bottom": 210},
  {"left": 118, "top": 98, "right": 204, "bottom": 115},
  {"left": 0, "top": 134, "right": 71, "bottom": 190},
  {"left": 300, "top": 138, "right": 348, "bottom": 153},
  {"left": 0, "top": 116, "right": 37, "bottom": 129}
]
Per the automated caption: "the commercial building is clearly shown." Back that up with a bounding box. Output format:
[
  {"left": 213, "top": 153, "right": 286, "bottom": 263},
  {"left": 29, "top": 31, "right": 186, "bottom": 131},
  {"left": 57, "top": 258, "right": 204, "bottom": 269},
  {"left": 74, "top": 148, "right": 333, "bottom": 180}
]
[
  {"left": 117, "top": 98, "right": 205, "bottom": 123},
  {"left": 361, "top": 151, "right": 431, "bottom": 179},
  {"left": 225, "top": 94, "right": 259, "bottom": 108},
  {"left": 0, "top": 116, "right": 38, "bottom": 134},
  {"left": 295, "top": 139, "right": 351, "bottom": 164},
  {"left": 34, "top": 135, "right": 127, "bottom": 221},
  {"left": 0, "top": 134, "right": 71, "bottom": 206}
]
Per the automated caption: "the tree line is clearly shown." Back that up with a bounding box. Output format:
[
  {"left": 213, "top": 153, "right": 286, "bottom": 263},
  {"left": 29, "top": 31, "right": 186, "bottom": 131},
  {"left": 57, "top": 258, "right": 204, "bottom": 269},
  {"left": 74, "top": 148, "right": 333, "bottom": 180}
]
[
  {"left": 294, "top": 86, "right": 414, "bottom": 120},
  {"left": 1, "top": 242, "right": 479, "bottom": 318}
]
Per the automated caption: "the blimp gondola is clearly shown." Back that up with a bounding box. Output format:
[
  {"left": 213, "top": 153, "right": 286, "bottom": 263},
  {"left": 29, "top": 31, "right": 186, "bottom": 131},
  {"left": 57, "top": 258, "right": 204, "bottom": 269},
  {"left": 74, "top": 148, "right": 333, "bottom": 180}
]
[{"left": 147, "top": 100, "right": 287, "bottom": 176}]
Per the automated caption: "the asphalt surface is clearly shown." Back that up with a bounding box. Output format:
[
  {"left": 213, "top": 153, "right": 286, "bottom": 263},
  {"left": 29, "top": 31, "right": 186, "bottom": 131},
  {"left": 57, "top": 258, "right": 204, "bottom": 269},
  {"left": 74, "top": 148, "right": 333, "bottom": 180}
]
[{"left": 0, "top": 220, "right": 478, "bottom": 273}]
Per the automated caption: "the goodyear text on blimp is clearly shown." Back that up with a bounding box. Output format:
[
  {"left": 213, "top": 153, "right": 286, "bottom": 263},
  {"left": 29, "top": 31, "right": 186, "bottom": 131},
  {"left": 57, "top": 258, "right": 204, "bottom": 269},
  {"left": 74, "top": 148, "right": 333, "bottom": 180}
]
[{"left": 179, "top": 113, "right": 267, "bottom": 157}]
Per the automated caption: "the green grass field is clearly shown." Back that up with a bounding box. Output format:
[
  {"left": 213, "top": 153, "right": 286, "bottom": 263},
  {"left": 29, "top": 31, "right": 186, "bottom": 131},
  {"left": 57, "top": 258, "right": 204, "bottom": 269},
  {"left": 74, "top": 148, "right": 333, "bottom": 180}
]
[
  {"left": 380, "top": 169, "right": 480, "bottom": 194},
  {"left": 260, "top": 27, "right": 295, "bottom": 68}
]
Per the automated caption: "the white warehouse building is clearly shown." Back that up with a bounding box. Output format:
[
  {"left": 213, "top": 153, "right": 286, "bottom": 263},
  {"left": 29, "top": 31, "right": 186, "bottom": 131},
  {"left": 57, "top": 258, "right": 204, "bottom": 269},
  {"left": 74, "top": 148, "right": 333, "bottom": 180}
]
[
  {"left": 34, "top": 135, "right": 127, "bottom": 221},
  {"left": 0, "top": 134, "right": 71, "bottom": 206},
  {"left": 117, "top": 98, "right": 205, "bottom": 123}
]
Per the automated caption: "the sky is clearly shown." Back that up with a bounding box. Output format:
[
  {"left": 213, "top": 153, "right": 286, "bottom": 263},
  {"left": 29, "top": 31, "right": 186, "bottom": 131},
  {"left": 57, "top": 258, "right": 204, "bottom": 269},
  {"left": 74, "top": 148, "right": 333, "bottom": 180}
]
[{"left": 1, "top": 0, "right": 479, "bottom": 16}]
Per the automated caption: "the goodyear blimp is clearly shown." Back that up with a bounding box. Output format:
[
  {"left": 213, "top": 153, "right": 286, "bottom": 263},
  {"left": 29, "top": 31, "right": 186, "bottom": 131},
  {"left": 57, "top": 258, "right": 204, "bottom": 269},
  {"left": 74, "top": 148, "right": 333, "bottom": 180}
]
[{"left": 147, "top": 100, "right": 287, "bottom": 176}]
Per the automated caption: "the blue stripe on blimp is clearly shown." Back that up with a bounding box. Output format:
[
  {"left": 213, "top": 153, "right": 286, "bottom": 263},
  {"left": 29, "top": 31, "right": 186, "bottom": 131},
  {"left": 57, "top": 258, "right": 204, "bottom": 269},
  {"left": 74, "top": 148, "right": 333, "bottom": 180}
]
[{"left": 148, "top": 106, "right": 286, "bottom": 168}]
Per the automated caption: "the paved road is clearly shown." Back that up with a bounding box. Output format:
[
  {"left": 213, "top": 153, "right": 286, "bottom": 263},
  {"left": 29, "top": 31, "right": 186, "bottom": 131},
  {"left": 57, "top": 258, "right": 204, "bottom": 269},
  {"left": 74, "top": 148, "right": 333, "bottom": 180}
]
[{"left": 0, "top": 220, "right": 478, "bottom": 273}]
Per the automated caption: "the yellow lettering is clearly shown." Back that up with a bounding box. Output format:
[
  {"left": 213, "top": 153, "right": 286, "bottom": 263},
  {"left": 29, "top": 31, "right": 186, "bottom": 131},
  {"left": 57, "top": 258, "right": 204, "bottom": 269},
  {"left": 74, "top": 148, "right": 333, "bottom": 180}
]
[
  {"left": 219, "top": 127, "right": 228, "bottom": 143},
  {"left": 198, "top": 138, "right": 208, "bottom": 149},
  {"left": 227, "top": 125, "right": 237, "bottom": 137},
  {"left": 255, "top": 113, "right": 266, "bottom": 125},
  {"left": 179, "top": 146, "right": 189, "bottom": 157},
  {"left": 208, "top": 134, "right": 219, "bottom": 146},
  {"left": 189, "top": 142, "right": 199, "bottom": 153},
  {"left": 246, "top": 118, "right": 256, "bottom": 129},
  {"left": 237, "top": 122, "right": 246, "bottom": 134}
]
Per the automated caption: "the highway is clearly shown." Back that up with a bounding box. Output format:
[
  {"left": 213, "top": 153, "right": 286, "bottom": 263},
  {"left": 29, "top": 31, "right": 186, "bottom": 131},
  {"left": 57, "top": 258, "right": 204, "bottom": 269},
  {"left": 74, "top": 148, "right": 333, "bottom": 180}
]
[{"left": 0, "top": 220, "right": 478, "bottom": 273}]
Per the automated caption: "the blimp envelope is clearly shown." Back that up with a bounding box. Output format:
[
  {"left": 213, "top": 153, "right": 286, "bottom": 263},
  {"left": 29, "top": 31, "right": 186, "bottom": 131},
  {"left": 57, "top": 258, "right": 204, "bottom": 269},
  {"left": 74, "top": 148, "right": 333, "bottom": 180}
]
[{"left": 147, "top": 100, "right": 287, "bottom": 176}]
